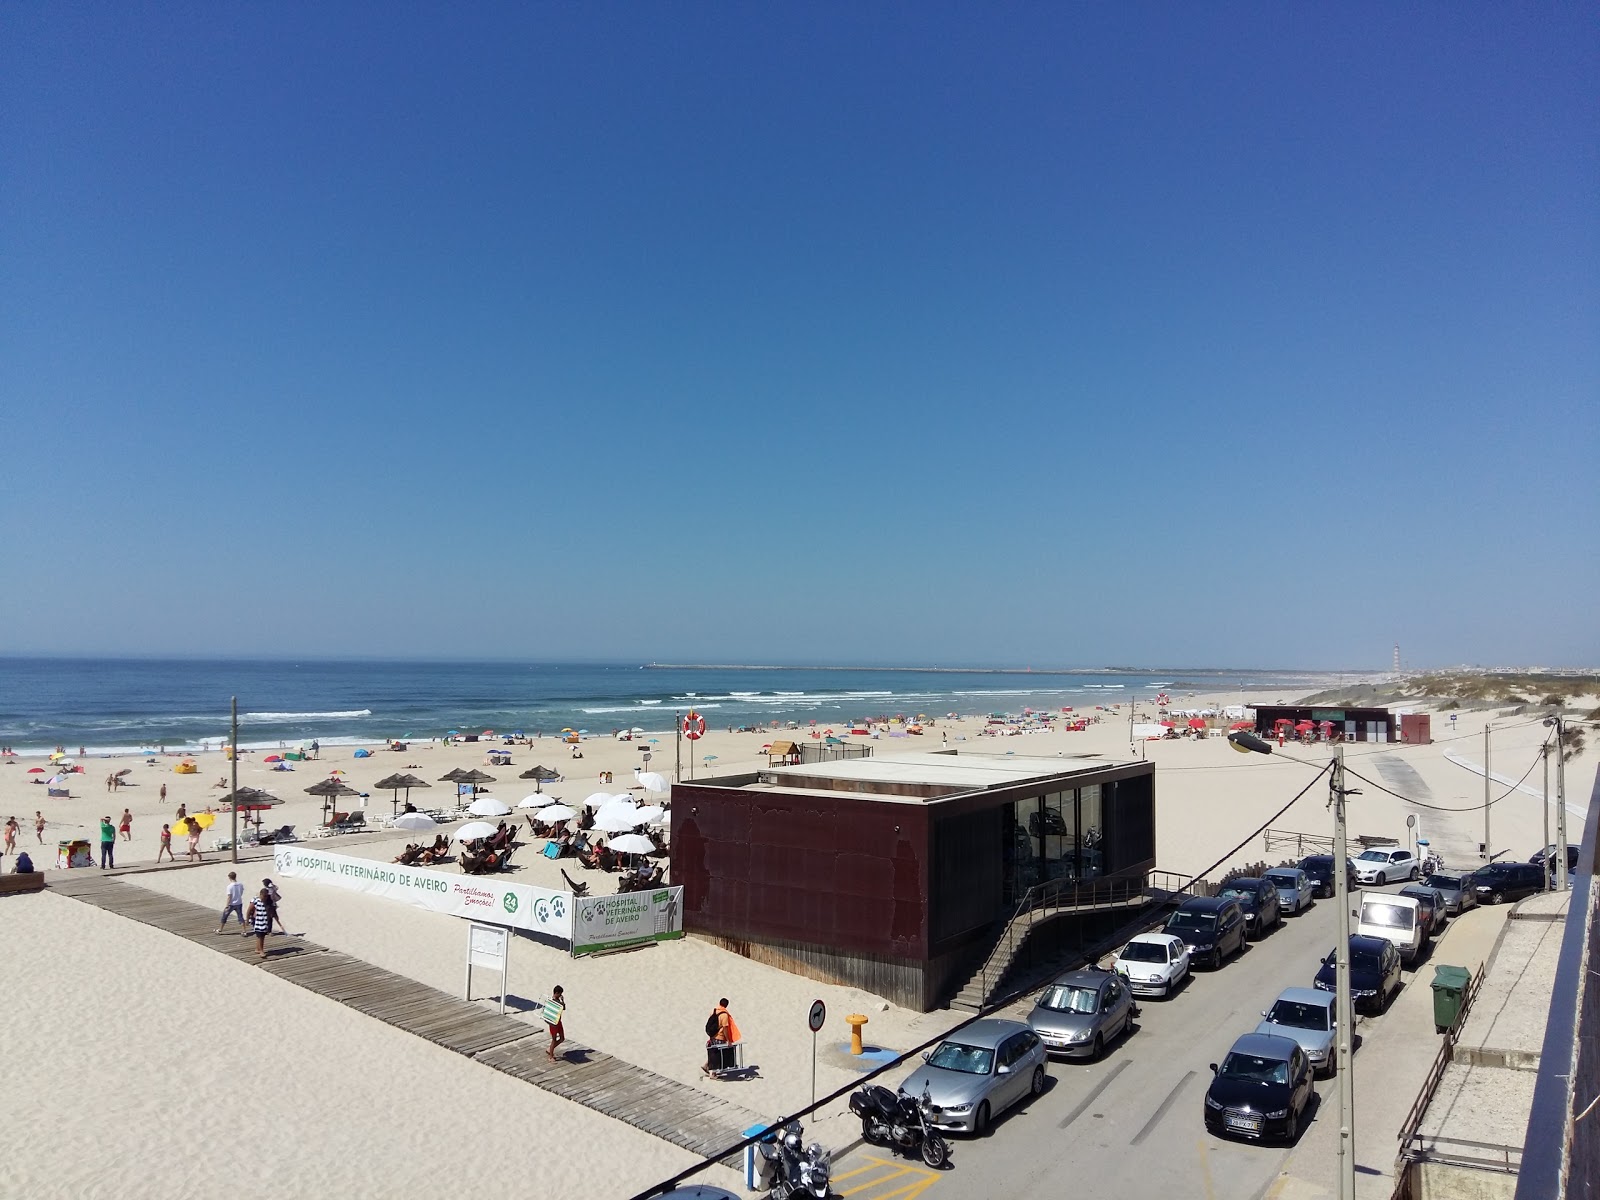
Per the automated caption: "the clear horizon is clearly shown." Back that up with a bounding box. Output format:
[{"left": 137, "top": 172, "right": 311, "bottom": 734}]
[{"left": 3, "top": 7, "right": 1595, "bottom": 666}]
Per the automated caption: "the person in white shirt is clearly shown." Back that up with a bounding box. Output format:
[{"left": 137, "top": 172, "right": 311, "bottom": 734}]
[{"left": 216, "top": 871, "right": 246, "bottom": 933}]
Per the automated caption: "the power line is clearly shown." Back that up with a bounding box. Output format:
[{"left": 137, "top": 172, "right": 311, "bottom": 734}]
[{"left": 1344, "top": 734, "right": 1552, "bottom": 813}]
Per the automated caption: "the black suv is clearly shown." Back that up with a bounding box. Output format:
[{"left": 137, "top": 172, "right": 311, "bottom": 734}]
[
  {"left": 1474, "top": 862, "right": 1545, "bottom": 905},
  {"left": 1216, "top": 877, "right": 1282, "bottom": 939},
  {"left": 1164, "top": 896, "right": 1247, "bottom": 969},
  {"left": 1531, "top": 845, "right": 1581, "bottom": 873},
  {"left": 1299, "top": 854, "right": 1356, "bottom": 899}
]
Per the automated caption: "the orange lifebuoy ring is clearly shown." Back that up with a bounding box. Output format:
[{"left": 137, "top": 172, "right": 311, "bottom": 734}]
[{"left": 683, "top": 710, "right": 706, "bottom": 741}]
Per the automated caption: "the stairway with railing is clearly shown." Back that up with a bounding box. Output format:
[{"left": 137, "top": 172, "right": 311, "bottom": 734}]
[{"left": 946, "top": 868, "right": 1200, "bottom": 1011}]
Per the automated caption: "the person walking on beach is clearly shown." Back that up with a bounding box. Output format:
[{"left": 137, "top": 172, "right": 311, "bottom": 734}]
[
  {"left": 184, "top": 817, "right": 203, "bottom": 862},
  {"left": 544, "top": 985, "right": 567, "bottom": 1060},
  {"left": 703, "top": 998, "right": 741, "bottom": 1077},
  {"left": 217, "top": 871, "right": 246, "bottom": 932},
  {"left": 2, "top": 817, "right": 17, "bottom": 856},
  {"left": 34, "top": 811, "right": 45, "bottom": 844},
  {"left": 157, "top": 823, "right": 175, "bottom": 863},
  {"left": 159, "top": 783, "right": 167, "bottom": 805},
  {"left": 262, "top": 878, "right": 288, "bottom": 934},
  {"left": 245, "top": 886, "right": 273, "bottom": 958},
  {"left": 119, "top": 808, "right": 133, "bottom": 842},
  {"left": 99, "top": 816, "right": 116, "bottom": 869}
]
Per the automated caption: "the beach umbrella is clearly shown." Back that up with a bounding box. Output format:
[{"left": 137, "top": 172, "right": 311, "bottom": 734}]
[
  {"left": 703, "top": 754, "right": 719, "bottom": 765},
  {"left": 535, "top": 803, "right": 577, "bottom": 822},
  {"left": 305, "top": 778, "right": 362, "bottom": 825},
  {"left": 446, "top": 730, "right": 460, "bottom": 737},
  {"left": 635, "top": 772, "right": 670, "bottom": 794},
  {"left": 179, "top": 812, "right": 217, "bottom": 833},
  {"left": 512, "top": 730, "right": 524, "bottom": 738},
  {"left": 1228, "top": 720, "right": 1253, "bottom": 731},
  {"left": 607, "top": 833, "right": 655, "bottom": 855},
  {"left": 219, "top": 787, "right": 279, "bottom": 811},
  {"left": 1187, "top": 718, "right": 1207, "bottom": 730},
  {"left": 593, "top": 808, "right": 642, "bottom": 833},
  {"left": 264, "top": 755, "right": 283, "bottom": 763},
  {"left": 468, "top": 797, "right": 511, "bottom": 817},
  {"left": 520, "top": 764, "right": 562, "bottom": 780},
  {"left": 583, "top": 791, "right": 619, "bottom": 809},
  {"left": 328, "top": 769, "right": 345, "bottom": 776},
  {"left": 632, "top": 805, "right": 666, "bottom": 825},
  {"left": 454, "top": 820, "right": 497, "bottom": 841},
  {"left": 517, "top": 794, "right": 550, "bottom": 808},
  {"left": 456, "top": 769, "right": 496, "bottom": 786},
  {"left": 392, "top": 812, "right": 437, "bottom": 832},
  {"left": 26, "top": 767, "right": 44, "bottom": 773}
]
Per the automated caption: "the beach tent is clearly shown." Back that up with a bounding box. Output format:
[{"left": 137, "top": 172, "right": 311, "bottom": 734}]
[
  {"left": 174, "top": 761, "right": 198, "bottom": 774},
  {"left": 353, "top": 748, "right": 372, "bottom": 758}
]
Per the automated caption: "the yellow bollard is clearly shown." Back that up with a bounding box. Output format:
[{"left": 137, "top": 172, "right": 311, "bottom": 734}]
[{"left": 846, "top": 1013, "right": 868, "bottom": 1055}]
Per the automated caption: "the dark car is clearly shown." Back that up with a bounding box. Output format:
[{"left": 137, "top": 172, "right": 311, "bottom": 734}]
[
  {"left": 1204, "top": 1032, "right": 1315, "bottom": 1143},
  {"left": 1398, "top": 885, "right": 1447, "bottom": 937},
  {"left": 1474, "top": 862, "right": 1546, "bottom": 905},
  {"left": 1216, "top": 877, "right": 1282, "bottom": 939},
  {"left": 1531, "top": 844, "right": 1581, "bottom": 873},
  {"left": 1164, "top": 896, "right": 1247, "bottom": 969},
  {"left": 1313, "top": 935, "right": 1402, "bottom": 1013},
  {"left": 1299, "top": 854, "right": 1356, "bottom": 899}
]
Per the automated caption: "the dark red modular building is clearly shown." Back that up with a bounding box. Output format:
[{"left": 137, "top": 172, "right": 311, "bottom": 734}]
[
  {"left": 669, "top": 752, "right": 1156, "bottom": 1010},
  {"left": 1250, "top": 704, "right": 1398, "bottom": 743}
]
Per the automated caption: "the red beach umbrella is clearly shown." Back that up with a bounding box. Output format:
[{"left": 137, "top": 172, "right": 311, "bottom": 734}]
[
  {"left": 1187, "top": 718, "right": 1207, "bottom": 730},
  {"left": 1295, "top": 720, "right": 1314, "bottom": 731},
  {"left": 1229, "top": 720, "right": 1253, "bottom": 731},
  {"left": 27, "top": 767, "right": 45, "bottom": 773}
]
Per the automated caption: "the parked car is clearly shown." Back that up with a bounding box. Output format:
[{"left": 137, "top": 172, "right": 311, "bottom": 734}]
[
  {"left": 1203, "top": 1032, "right": 1315, "bottom": 1143},
  {"left": 1027, "top": 966, "right": 1138, "bottom": 1059},
  {"left": 1299, "top": 853, "right": 1356, "bottom": 899},
  {"left": 1164, "top": 896, "right": 1248, "bottom": 969},
  {"left": 1399, "top": 885, "right": 1447, "bottom": 937},
  {"left": 1358, "top": 893, "right": 1424, "bottom": 964},
  {"left": 1255, "top": 987, "right": 1338, "bottom": 1078},
  {"left": 1313, "top": 935, "right": 1403, "bottom": 1013},
  {"left": 897, "top": 1019, "right": 1048, "bottom": 1136},
  {"left": 1262, "top": 867, "right": 1315, "bottom": 915},
  {"left": 1474, "top": 861, "right": 1546, "bottom": 905},
  {"left": 1216, "top": 878, "right": 1282, "bottom": 939},
  {"left": 1424, "top": 870, "right": 1480, "bottom": 916},
  {"left": 1352, "top": 845, "right": 1420, "bottom": 885},
  {"left": 1531, "top": 844, "right": 1581, "bottom": 873},
  {"left": 1111, "top": 932, "right": 1191, "bottom": 999}
]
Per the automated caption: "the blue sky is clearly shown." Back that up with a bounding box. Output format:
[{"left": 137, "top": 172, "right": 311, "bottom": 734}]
[{"left": 3, "top": 5, "right": 1595, "bottom": 668}]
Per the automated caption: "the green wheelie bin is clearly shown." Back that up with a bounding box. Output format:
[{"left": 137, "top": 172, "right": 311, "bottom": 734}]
[{"left": 1431, "top": 964, "right": 1471, "bottom": 1033}]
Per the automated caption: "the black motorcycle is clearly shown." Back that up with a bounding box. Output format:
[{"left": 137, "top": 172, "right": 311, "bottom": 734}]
[
  {"left": 849, "top": 1084, "right": 949, "bottom": 1168},
  {"left": 757, "top": 1118, "right": 832, "bottom": 1199}
]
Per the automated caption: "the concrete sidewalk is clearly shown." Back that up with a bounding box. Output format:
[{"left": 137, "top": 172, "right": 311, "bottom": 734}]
[{"left": 1270, "top": 901, "right": 1513, "bottom": 1199}]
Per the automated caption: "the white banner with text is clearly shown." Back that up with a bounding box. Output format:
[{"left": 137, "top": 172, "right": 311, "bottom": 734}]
[
  {"left": 571, "top": 887, "right": 684, "bottom": 955},
  {"left": 272, "top": 845, "right": 572, "bottom": 940}
]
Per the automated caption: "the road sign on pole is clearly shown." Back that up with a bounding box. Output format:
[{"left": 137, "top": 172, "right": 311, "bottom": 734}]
[{"left": 808, "top": 999, "right": 826, "bottom": 1112}]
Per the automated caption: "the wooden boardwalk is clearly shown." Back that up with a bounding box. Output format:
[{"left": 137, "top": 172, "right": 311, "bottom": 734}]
[{"left": 48, "top": 872, "right": 766, "bottom": 1160}]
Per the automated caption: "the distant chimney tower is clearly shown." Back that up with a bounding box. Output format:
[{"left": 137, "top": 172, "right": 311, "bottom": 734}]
[{"left": 1393, "top": 644, "right": 1401, "bottom": 674}]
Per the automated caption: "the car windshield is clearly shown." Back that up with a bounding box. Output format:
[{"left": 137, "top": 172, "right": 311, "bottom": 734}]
[
  {"left": 1267, "top": 1001, "right": 1330, "bottom": 1031},
  {"left": 1040, "top": 985, "right": 1099, "bottom": 1014},
  {"left": 1338, "top": 944, "right": 1385, "bottom": 970},
  {"left": 1218, "top": 888, "right": 1257, "bottom": 908},
  {"left": 1119, "top": 942, "right": 1168, "bottom": 964},
  {"left": 1265, "top": 873, "right": 1297, "bottom": 888},
  {"left": 1426, "top": 875, "right": 1463, "bottom": 890},
  {"left": 927, "top": 1041, "right": 995, "bottom": 1075},
  {"left": 1302, "top": 858, "right": 1331, "bottom": 871},
  {"left": 1167, "top": 911, "right": 1216, "bottom": 932},
  {"left": 1363, "top": 903, "right": 1413, "bottom": 929},
  {"left": 1356, "top": 850, "right": 1391, "bottom": 863},
  {"left": 1219, "top": 1052, "right": 1289, "bottom": 1084}
]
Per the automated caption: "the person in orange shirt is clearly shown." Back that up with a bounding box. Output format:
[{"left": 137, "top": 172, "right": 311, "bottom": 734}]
[{"left": 703, "top": 998, "right": 741, "bottom": 1076}]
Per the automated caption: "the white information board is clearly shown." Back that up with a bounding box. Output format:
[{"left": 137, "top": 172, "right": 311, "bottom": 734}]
[{"left": 465, "top": 921, "right": 510, "bottom": 1013}]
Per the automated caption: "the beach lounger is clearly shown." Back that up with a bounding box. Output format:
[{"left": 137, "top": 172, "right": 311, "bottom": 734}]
[{"left": 542, "top": 840, "right": 561, "bottom": 860}]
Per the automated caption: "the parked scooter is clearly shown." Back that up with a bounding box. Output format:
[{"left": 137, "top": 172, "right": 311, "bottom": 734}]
[
  {"left": 757, "top": 1118, "right": 832, "bottom": 1198},
  {"left": 849, "top": 1083, "right": 950, "bottom": 1168},
  {"left": 1421, "top": 851, "right": 1443, "bottom": 875}
]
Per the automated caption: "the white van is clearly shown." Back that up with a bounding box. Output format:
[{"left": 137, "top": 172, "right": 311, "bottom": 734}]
[{"left": 1359, "top": 894, "right": 1423, "bottom": 964}]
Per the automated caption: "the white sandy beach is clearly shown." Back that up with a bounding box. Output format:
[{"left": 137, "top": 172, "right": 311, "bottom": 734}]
[{"left": 0, "top": 690, "right": 1587, "bottom": 1198}]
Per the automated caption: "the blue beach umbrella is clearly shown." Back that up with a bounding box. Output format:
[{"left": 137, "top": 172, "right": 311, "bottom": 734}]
[{"left": 446, "top": 730, "right": 460, "bottom": 737}]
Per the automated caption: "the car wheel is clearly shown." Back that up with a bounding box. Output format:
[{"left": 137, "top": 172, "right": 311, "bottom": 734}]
[
  {"left": 1283, "top": 1107, "right": 1300, "bottom": 1144},
  {"left": 972, "top": 1101, "right": 991, "bottom": 1137},
  {"left": 1091, "top": 1033, "right": 1104, "bottom": 1060},
  {"left": 1031, "top": 1065, "right": 1046, "bottom": 1097},
  {"left": 1491, "top": 890, "right": 1505, "bottom": 905},
  {"left": 1376, "top": 873, "right": 1386, "bottom": 886},
  {"left": 1409, "top": 866, "right": 1419, "bottom": 881}
]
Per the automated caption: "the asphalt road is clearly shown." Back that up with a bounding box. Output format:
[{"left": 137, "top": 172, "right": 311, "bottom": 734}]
[{"left": 830, "top": 891, "right": 1420, "bottom": 1200}]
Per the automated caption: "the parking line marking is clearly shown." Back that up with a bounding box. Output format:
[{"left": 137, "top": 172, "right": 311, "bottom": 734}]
[
  {"left": 1197, "top": 1137, "right": 1218, "bottom": 1200},
  {"left": 1130, "top": 1070, "right": 1195, "bottom": 1144},
  {"left": 832, "top": 1156, "right": 940, "bottom": 1199},
  {"left": 1057, "top": 1057, "right": 1131, "bottom": 1129}
]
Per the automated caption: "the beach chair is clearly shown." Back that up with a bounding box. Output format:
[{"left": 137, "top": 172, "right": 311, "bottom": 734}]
[
  {"left": 331, "top": 811, "right": 367, "bottom": 833},
  {"left": 559, "top": 868, "right": 590, "bottom": 897},
  {"left": 542, "top": 840, "right": 562, "bottom": 860}
]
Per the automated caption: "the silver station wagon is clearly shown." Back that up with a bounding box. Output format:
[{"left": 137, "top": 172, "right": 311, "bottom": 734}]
[{"left": 897, "top": 1018, "right": 1049, "bottom": 1137}]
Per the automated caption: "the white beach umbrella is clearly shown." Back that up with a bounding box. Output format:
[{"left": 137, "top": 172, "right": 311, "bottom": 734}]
[
  {"left": 536, "top": 804, "right": 577, "bottom": 822},
  {"left": 607, "top": 833, "right": 655, "bottom": 855},
  {"left": 517, "top": 794, "right": 549, "bottom": 808},
  {"left": 583, "top": 791, "right": 620, "bottom": 809},
  {"left": 454, "top": 820, "right": 498, "bottom": 841},
  {"left": 468, "top": 797, "right": 511, "bottom": 817},
  {"left": 392, "top": 812, "right": 437, "bottom": 831},
  {"left": 632, "top": 805, "right": 666, "bottom": 825},
  {"left": 593, "top": 808, "right": 642, "bottom": 833},
  {"left": 635, "top": 772, "right": 670, "bottom": 794}
]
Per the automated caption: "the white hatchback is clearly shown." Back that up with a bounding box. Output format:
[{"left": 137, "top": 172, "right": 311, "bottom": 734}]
[{"left": 1112, "top": 932, "right": 1191, "bottom": 998}]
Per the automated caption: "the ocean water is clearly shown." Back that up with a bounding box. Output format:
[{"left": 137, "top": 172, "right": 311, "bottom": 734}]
[{"left": 0, "top": 658, "right": 1333, "bottom": 756}]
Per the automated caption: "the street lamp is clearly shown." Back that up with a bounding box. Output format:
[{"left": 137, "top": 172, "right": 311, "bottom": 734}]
[
  {"left": 1541, "top": 716, "right": 1572, "bottom": 892},
  {"left": 1229, "top": 729, "right": 1358, "bottom": 1200}
]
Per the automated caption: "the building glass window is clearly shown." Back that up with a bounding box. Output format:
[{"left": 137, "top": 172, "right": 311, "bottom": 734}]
[
  {"left": 1041, "top": 791, "right": 1073, "bottom": 883},
  {"left": 1006, "top": 796, "right": 1040, "bottom": 904},
  {"left": 1077, "top": 784, "right": 1102, "bottom": 879}
]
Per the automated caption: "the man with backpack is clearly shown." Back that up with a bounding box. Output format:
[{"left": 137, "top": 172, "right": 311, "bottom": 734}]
[{"left": 703, "top": 998, "right": 741, "bottom": 1077}]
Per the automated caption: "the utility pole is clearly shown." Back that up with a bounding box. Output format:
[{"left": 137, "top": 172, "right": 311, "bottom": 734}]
[
  {"left": 1331, "top": 742, "right": 1359, "bottom": 1200},
  {"left": 674, "top": 710, "right": 681, "bottom": 784},
  {"left": 1542, "top": 743, "right": 1553, "bottom": 892},
  {"left": 230, "top": 696, "right": 239, "bottom": 865},
  {"left": 1482, "top": 723, "right": 1491, "bottom": 859},
  {"left": 1555, "top": 718, "right": 1569, "bottom": 892}
]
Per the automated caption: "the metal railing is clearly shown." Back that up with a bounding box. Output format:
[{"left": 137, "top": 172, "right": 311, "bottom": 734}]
[
  {"left": 1263, "top": 827, "right": 1334, "bottom": 858},
  {"left": 1392, "top": 961, "right": 1488, "bottom": 1197},
  {"left": 973, "top": 868, "right": 1207, "bottom": 1006}
]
